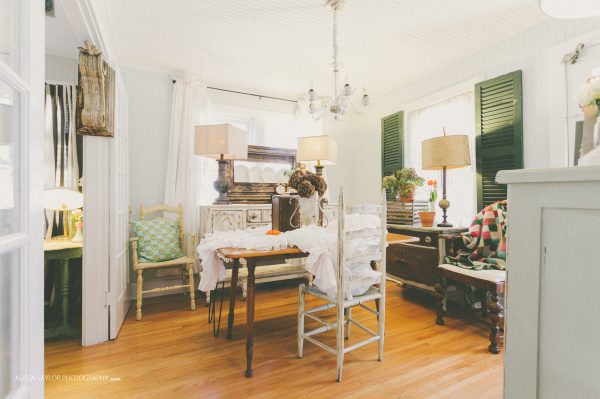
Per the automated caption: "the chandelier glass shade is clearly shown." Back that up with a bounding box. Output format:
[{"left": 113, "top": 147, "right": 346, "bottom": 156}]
[{"left": 300, "top": 0, "right": 369, "bottom": 121}]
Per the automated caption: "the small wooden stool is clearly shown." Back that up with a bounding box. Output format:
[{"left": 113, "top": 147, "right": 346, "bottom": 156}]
[{"left": 433, "top": 264, "right": 506, "bottom": 354}]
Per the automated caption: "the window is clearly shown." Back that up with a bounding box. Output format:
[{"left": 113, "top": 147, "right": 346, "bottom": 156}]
[
  {"left": 405, "top": 91, "right": 477, "bottom": 226},
  {"left": 195, "top": 104, "right": 323, "bottom": 205}
]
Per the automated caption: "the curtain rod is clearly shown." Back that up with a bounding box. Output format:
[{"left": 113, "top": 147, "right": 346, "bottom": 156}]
[{"left": 171, "top": 79, "right": 297, "bottom": 103}]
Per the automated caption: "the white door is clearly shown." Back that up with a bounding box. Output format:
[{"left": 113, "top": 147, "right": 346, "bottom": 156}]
[
  {"left": 0, "top": 0, "right": 44, "bottom": 397},
  {"left": 109, "top": 76, "right": 130, "bottom": 339}
]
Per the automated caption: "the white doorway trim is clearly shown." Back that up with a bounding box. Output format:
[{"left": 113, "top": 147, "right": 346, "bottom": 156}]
[{"left": 0, "top": 0, "right": 45, "bottom": 397}]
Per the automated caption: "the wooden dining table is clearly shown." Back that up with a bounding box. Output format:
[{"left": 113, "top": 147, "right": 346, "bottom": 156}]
[{"left": 216, "top": 233, "right": 415, "bottom": 378}]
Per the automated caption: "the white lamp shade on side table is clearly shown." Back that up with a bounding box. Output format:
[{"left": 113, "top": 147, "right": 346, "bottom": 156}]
[
  {"left": 43, "top": 188, "right": 83, "bottom": 211},
  {"left": 194, "top": 124, "right": 248, "bottom": 160},
  {"left": 297, "top": 135, "right": 338, "bottom": 165}
]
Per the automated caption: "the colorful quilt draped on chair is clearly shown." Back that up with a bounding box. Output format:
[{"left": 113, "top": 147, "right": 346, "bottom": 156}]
[{"left": 444, "top": 201, "right": 507, "bottom": 270}]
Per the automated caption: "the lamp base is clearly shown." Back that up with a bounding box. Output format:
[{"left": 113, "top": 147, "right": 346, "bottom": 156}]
[
  {"left": 436, "top": 222, "right": 453, "bottom": 228},
  {"left": 315, "top": 164, "right": 324, "bottom": 176},
  {"left": 213, "top": 159, "right": 231, "bottom": 205}
]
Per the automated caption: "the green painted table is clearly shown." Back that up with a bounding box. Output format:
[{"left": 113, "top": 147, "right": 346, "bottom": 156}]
[{"left": 44, "top": 239, "right": 83, "bottom": 340}]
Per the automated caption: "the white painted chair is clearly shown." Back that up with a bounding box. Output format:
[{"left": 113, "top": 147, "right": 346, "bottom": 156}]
[
  {"left": 297, "top": 188, "right": 387, "bottom": 382},
  {"left": 130, "top": 204, "right": 196, "bottom": 320}
]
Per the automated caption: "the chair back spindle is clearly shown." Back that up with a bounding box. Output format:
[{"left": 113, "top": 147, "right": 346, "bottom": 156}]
[{"left": 336, "top": 188, "right": 345, "bottom": 304}]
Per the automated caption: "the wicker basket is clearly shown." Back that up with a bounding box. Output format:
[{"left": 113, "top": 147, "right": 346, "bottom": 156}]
[{"left": 387, "top": 200, "right": 429, "bottom": 225}]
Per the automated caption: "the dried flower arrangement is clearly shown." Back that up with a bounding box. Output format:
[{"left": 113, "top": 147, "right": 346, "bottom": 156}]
[{"left": 288, "top": 168, "right": 327, "bottom": 198}]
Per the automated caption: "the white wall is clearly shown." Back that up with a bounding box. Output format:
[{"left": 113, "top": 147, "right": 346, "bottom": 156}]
[
  {"left": 45, "top": 54, "right": 78, "bottom": 84},
  {"left": 124, "top": 68, "right": 323, "bottom": 212},
  {"left": 324, "top": 17, "right": 600, "bottom": 205},
  {"left": 123, "top": 68, "right": 173, "bottom": 210}
]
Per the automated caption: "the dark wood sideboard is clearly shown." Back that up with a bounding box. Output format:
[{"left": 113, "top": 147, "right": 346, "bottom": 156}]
[{"left": 386, "top": 225, "right": 467, "bottom": 293}]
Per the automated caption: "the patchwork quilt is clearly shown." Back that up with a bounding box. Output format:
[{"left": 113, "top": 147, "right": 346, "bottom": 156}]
[{"left": 444, "top": 201, "right": 507, "bottom": 271}]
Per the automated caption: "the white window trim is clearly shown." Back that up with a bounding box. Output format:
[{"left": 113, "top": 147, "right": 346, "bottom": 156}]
[{"left": 210, "top": 110, "right": 256, "bottom": 144}]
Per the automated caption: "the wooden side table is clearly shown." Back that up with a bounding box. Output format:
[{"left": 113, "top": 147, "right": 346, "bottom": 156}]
[
  {"left": 386, "top": 225, "right": 467, "bottom": 293},
  {"left": 44, "top": 239, "right": 83, "bottom": 340}
]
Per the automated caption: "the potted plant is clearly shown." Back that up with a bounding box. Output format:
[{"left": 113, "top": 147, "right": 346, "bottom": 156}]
[
  {"left": 382, "top": 175, "right": 400, "bottom": 201},
  {"left": 382, "top": 168, "right": 425, "bottom": 201},
  {"left": 418, "top": 179, "right": 437, "bottom": 227}
]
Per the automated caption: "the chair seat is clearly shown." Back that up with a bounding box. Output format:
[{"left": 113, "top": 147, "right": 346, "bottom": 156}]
[
  {"left": 136, "top": 255, "right": 195, "bottom": 270},
  {"left": 439, "top": 263, "right": 506, "bottom": 283},
  {"left": 305, "top": 284, "right": 382, "bottom": 307}
]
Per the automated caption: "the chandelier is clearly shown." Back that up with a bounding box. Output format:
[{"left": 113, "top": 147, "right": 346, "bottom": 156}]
[{"left": 301, "top": 0, "right": 370, "bottom": 121}]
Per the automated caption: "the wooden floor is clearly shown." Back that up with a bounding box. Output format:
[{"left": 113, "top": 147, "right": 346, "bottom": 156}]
[{"left": 45, "top": 281, "right": 503, "bottom": 399}]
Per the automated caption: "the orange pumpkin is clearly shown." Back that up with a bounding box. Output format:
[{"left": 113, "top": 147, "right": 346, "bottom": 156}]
[{"left": 266, "top": 229, "right": 281, "bottom": 236}]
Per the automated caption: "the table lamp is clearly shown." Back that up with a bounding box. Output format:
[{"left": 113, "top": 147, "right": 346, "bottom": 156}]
[
  {"left": 297, "top": 135, "right": 338, "bottom": 176},
  {"left": 195, "top": 124, "right": 248, "bottom": 205},
  {"left": 422, "top": 132, "right": 471, "bottom": 227},
  {"left": 43, "top": 187, "right": 84, "bottom": 240}
]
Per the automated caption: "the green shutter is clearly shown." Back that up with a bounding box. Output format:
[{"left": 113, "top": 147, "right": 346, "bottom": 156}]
[
  {"left": 381, "top": 111, "right": 404, "bottom": 176},
  {"left": 475, "top": 70, "right": 523, "bottom": 210}
]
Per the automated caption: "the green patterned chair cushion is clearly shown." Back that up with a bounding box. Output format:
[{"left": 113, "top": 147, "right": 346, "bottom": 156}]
[{"left": 132, "top": 217, "right": 184, "bottom": 263}]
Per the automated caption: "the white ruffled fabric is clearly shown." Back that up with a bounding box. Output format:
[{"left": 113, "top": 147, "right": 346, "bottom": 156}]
[{"left": 197, "top": 213, "right": 384, "bottom": 298}]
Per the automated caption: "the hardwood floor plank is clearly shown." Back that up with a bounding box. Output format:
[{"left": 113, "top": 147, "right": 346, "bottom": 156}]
[{"left": 45, "top": 281, "right": 503, "bottom": 398}]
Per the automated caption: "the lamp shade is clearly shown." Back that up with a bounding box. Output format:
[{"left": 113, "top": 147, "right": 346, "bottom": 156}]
[
  {"left": 43, "top": 188, "right": 83, "bottom": 211},
  {"left": 194, "top": 124, "right": 248, "bottom": 160},
  {"left": 422, "top": 135, "right": 471, "bottom": 170},
  {"left": 297, "top": 135, "right": 338, "bottom": 165},
  {"left": 540, "top": 0, "right": 600, "bottom": 18}
]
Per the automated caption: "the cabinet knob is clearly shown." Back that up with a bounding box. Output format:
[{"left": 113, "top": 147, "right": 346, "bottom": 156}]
[{"left": 424, "top": 236, "right": 432, "bottom": 244}]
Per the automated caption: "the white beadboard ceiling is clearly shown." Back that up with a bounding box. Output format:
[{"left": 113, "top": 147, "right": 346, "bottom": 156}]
[{"left": 105, "top": 0, "right": 547, "bottom": 99}]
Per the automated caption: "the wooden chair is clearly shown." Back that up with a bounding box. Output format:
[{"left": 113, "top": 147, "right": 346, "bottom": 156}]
[
  {"left": 130, "top": 204, "right": 196, "bottom": 320},
  {"left": 434, "top": 265, "right": 506, "bottom": 353},
  {"left": 297, "top": 189, "right": 387, "bottom": 382}
]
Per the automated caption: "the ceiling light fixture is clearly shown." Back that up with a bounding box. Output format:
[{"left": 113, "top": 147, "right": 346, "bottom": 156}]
[
  {"left": 300, "top": 0, "right": 370, "bottom": 121},
  {"left": 539, "top": 0, "right": 600, "bottom": 18}
]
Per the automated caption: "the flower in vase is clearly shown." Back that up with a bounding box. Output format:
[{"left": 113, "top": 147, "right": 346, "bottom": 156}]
[{"left": 427, "top": 179, "right": 438, "bottom": 211}]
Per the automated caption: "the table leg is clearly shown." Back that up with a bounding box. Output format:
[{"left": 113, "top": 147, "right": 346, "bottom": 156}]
[
  {"left": 245, "top": 259, "right": 256, "bottom": 378},
  {"left": 226, "top": 259, "right": 240, "bottom": 340},
  {"left": 61, "top": 258, "right": 70, "bottom": 327}
]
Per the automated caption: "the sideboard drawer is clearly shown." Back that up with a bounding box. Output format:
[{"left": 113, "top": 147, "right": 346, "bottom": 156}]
[
  {"left": 387, "top": 243, "right": 439, "bottom": 286},
  {"left": 262, "top": 209, "right": 272, "bottom": 223},
  {"left": 211, "top": 210, "right": 243, "bottom": 232},
  {"left": 246, "top": 209, "right": 262, "bottom": 223}
]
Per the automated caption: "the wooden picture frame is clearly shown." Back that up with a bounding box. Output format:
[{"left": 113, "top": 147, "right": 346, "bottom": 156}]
[{"left": 226, "top": 145, "right": 296, "bottom": 204}]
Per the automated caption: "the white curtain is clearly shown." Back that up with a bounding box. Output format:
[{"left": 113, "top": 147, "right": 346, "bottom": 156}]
[
  {"left": 44, "top": 83, "right": 81, "bottom": 238},
  {"left": 164, "top": 76, "right": 211, "bottom": 258},
  {"left": 405, "top": 91, "right": 477, "bottom": 227}
]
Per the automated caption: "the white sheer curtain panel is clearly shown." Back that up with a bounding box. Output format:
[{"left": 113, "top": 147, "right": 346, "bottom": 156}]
[
  {"left": 164, "top": 77, "right": 211, "bottom": 259},
  {"left": 43, "top": 83, "right": 80, "bottom": 238},
  {"left": 405, "top": 91, "right": 477, "bottom": 227}
]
